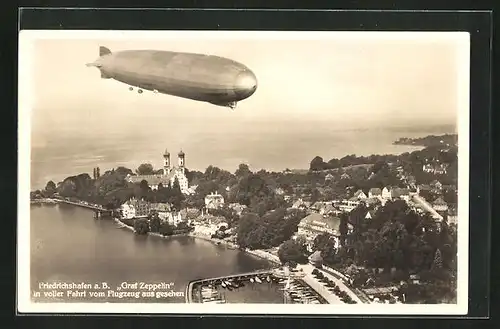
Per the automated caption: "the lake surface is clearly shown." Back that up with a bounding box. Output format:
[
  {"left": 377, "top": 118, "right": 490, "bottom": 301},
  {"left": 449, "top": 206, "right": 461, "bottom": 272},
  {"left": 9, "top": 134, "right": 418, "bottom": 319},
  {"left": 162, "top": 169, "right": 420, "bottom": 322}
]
[
  {"left": 30, "top": 204, "right": 277, "bottom": 303},
  {"left": 30, "top": 117, "right": 454, "bottom": 190}
]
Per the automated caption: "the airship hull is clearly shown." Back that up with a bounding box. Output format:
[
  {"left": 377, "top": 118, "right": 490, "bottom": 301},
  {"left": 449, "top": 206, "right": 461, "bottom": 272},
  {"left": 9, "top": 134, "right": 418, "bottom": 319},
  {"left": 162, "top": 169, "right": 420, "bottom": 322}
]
[{"left": 88, "top": 48, "right": 257, "bottom": 108}]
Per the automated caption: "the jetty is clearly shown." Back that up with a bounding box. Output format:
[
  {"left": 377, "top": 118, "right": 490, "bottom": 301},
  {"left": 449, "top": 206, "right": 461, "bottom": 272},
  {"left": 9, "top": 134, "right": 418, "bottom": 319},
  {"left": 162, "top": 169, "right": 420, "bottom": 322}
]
[
  {"left": 186, "top": 269, "right": 275, "bottom": 303},
  {"left": 31, "top": 197, "right": 113, "bottom": 218}
]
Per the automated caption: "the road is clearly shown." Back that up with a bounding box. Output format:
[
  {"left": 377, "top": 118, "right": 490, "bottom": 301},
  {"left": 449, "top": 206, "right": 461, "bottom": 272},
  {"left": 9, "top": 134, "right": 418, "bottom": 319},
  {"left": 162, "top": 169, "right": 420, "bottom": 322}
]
[
  {"left": 412, "top": 195, "right": 443, "bottom": 221},
  {"left": 298, "top": 264, "right": 363, "bottom": 304}
]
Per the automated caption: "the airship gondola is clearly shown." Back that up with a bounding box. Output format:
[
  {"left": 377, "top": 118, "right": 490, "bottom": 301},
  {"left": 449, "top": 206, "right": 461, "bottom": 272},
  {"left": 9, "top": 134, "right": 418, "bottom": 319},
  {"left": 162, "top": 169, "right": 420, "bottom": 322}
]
[{"left": 86, "top": 46, "right": 258, "bottom": 110}]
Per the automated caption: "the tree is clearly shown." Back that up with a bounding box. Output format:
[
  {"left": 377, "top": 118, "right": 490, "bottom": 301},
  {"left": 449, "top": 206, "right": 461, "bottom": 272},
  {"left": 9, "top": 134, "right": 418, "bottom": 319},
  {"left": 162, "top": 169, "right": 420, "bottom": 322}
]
[
  {"left": 136, "top": 163, "right": 155, "bottom": 175},
  {"left": 149, "top": 212, "right": 161, "bottom": 233},
  {"left": 432, "top": 248, "right": 443, "bottom": 270},
  {"left": 278, "top": 239, "right": 307, "bottom": 266},
  {"left": 134, "top": 218, "right": 150, "bottom": 235},
  {"left": 235, "top": 163, "right": 252, "bottom": 178},
  {"left": 310, "top": 156, "right": 327, "bottom": 171},
  {"left": 139, "top": 180, "right": 150, "bottom": 191},
  {"left": 44, "top": 180, "right": 57, "bottom": 196},
  {"left": 159, "top": 222, "right": 174, "bottom": 236},
  {"left": 339, "top": 213, "right": 349, "bottom": 247},
  {"left": 313, "top": 233, "right": 337, "bottom": 265},
  {"left": 168, "top": 177, "right": 185, "bottom": 210}
]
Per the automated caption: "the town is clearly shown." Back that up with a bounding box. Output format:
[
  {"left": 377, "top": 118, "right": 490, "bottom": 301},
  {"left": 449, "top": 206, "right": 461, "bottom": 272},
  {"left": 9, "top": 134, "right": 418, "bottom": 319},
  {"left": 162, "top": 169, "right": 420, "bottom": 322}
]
[{"left": 30, "top": 134, "right": 458, "bottom": 305}]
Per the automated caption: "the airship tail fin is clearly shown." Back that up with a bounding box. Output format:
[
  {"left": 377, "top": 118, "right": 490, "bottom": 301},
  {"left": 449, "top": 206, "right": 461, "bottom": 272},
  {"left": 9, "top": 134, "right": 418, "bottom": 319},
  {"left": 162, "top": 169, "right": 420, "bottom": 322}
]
[{"left": 99, "top": 46, "right": 112, "bottom": 57}]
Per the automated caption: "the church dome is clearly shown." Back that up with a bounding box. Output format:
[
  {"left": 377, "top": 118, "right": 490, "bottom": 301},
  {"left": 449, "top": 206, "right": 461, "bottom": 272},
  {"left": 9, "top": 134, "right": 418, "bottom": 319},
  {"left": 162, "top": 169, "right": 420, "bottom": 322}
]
[
  {"left": 163, "top": 148, "right": 170, "bottom": 156},
  {"left": 178, "top": 150, "right": 185, "bottom": 156}
]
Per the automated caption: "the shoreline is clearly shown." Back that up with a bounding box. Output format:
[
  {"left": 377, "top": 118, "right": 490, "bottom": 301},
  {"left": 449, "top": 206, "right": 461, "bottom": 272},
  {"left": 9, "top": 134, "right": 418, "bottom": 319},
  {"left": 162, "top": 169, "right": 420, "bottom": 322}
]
[{"left": 113, "top": 218, "right": 281, "bottom": 265}]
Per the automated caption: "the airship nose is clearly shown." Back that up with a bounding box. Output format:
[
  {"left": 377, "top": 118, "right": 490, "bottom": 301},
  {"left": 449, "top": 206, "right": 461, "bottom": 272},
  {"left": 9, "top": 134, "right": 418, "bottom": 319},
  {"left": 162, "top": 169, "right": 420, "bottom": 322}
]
[{"left": 234, "top": 70, "right": 257, "bottom": 100}]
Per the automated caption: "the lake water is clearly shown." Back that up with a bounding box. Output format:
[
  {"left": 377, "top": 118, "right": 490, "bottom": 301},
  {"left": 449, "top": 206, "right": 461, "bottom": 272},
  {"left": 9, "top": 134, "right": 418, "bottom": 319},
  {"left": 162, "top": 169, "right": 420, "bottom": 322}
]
[
  {"left": 30, "top": 117, "right": 454, "bottom": 190},
  {"left": 30, "top": 204, "right": 278, "bottom": 303}
]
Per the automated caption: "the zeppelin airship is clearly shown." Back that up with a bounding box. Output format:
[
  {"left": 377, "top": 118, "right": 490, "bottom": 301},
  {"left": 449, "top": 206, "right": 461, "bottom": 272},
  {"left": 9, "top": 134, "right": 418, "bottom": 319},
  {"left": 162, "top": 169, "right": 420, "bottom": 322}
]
[{"left": 86, "top": 46, "right": 258, "bottom": 109}]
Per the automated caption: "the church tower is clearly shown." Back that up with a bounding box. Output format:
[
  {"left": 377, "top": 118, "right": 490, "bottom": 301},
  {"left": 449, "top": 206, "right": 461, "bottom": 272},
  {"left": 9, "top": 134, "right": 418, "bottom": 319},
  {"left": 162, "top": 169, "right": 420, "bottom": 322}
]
[
  {"left": 178, "top": 150, "right": 185, "bottom": 174},
  {"left": 163, "top": 148, "right": 171, "bottom": 175}
]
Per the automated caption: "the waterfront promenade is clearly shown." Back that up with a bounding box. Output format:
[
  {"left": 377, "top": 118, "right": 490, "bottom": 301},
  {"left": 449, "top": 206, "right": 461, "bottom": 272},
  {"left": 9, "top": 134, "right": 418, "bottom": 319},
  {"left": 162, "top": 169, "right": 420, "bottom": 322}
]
[{"left": 298, "top": 264, "right": 363, "bottom": 304}]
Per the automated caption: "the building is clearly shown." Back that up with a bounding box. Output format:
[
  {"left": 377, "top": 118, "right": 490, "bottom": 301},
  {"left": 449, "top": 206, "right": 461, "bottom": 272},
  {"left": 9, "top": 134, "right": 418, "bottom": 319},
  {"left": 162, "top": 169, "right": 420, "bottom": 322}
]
[
  {"left": 205, "top": 192, "right": 225, "bottom": 210},
  {"left": 353, "top": 189, "right": 368, "bottom": 200},
  {"left": 381, "top": 187, "right": 392, "bottom": 200},
  {"left": 120, "top": 198, "right": 151, "bottom": 219},
  {"left": 291, "top": 198, "right": 311, "bottom": 210},
  {"left": 126, "top": 148, "right": 190, "bottom": 194},
  {"left": 365, "top": 210, "right": 376, "bottom": 220},
  {"left": 228, "top": 203, "right": 247, "bottom": 216},
  {"left": 368, "top": 188, "right": 382, "bottom": 198},
  {"left": 150, "top": 202, "right": 172, "bottom": 221},
  {"left": 423, "top": 163, "right": 448, "bottom": 175},
  {"left": 392, "top": 188, "right": 410, "bottom": 202},
  {"left": 430, "top": 180, "right": 443, "bottom": 190},
  {"left": 297, "top": 213, "right": 353, "bottom": 249},
  {"left": 340, "top": 172, "right": 351, "bottom": 180},
  {"left": 432, "top": 197, "right": 448, "bottom": 212},
  {"left": 325, "top": 173, "right": 334, "bottom": 182}
]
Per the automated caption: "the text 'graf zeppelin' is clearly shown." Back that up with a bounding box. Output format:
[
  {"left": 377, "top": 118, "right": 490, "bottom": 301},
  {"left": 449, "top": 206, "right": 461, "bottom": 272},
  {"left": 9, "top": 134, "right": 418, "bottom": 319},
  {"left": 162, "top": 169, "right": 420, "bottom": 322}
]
[{"left": 32, "top": 281, "right": 185, "bottom": 301}]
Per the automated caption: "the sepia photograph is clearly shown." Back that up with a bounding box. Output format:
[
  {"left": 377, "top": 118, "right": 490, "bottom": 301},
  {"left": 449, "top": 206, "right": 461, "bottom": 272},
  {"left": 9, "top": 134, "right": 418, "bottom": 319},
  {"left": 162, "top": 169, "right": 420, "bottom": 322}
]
[{"left": 18, "top": 30, "right": 470, "bottom": 315}]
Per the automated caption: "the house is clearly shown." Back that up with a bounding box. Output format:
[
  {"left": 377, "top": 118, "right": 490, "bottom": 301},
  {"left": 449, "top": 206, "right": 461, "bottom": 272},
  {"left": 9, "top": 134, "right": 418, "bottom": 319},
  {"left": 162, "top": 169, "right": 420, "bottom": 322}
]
[
  {"left": 410, "top": 274, "right": 421, "bottom": 285},
  {"left": 336, "top": 198, "right": 360, "bottom": 213},
  {"left": 432, "top": 197, "right": 448, "bottom": 212},
  {"left": 310, "top": 201, "right": 325, "bottom": 212},
  {"left": 228, "top": 203, "right": 247, "bottom": 216},
  {"left": 423, "top": 163, "right": 448, "bottom": 175},
  {"left": 422, "top": 163, "right": 434, "bottom": 173},
  {"left": 204, "top": 192, "right": 225, "bottom": 210},
  {"left": 382, "top": 187, "right": 392, "bottom": 200},
  {"left": 368, "top": 187, "right": 382, "bottom": 198},
  {"left": 363, "top": 197, "right": 381, "bottom": 207},
  {"left": 416, "top": 184, "right": 431, "bottom": 195},
  {"left": 430, "top": 180, "right": 443, "bottom": 190},
  {"left": 320, "top": 203, "right": 337, "bottom": 216},
  {"left": 120, "top": 198, "right": 151, "bottom": 219},
  {"left": 297, "top": 213, "right": 353, "bottom": 249},
  {"left": 353, "top": 189, "right": 368, "bottom": 200},
  {"left": 283, "top": 168, "right": 293, "bottom": 175},
  {"left": 274, "top": 187, "right": 285, "bottom": 195},
  {"left": 150, "top": 202, "right": 172, "bottom": 221},
  {"left": 392, "top": 188, "right": 410, "bottom": 202},
  {"left": 325, "top": 173, "right": 334, "bottom": 182},
  {"left": 292, "top": 198, "right": 310, "bottom": 210},
  {"left": 434, "top": 164, "right": 448, "bottom": 175},
  {"left": 165, "top": 211, "right": 183, "bottom": 226},
  {"left": 365, "top": 210, "right": 376, "bottom": 220},
  {"left": 340, "top": 172, "right": 351, "bottom": 180}
]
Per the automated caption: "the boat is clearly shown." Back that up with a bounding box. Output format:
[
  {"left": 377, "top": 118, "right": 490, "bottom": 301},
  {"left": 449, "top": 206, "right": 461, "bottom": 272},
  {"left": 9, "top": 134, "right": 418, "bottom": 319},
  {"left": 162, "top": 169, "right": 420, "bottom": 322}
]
[
  {"left": 266, "top": 276, "right": 271, "bottom": 282},
  {"left": 221, "top": 282, "right": 226, "bottom": 288},
  {"left": 255, "top": 277, "right": 262, "bottom": 283},
  {"left": 250, "top": 278, "right": 254, "bottom": 283}
]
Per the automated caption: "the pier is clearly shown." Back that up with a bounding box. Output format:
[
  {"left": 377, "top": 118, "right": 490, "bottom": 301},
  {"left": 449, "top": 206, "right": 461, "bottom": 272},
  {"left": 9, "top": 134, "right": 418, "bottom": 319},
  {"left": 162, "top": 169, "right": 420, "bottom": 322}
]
[
  {"left": 186, "top": 269, "right": 275, "bottom": 303},
  {"left": 32, "top": 198, "right": 113, "bottom": 218}
]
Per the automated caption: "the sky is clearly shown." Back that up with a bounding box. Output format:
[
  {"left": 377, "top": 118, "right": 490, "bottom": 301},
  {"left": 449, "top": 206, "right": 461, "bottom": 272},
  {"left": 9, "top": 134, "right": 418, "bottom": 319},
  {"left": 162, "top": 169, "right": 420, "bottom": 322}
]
[{"left": 25, "top": 31, "right": 468, "bottom": 138}]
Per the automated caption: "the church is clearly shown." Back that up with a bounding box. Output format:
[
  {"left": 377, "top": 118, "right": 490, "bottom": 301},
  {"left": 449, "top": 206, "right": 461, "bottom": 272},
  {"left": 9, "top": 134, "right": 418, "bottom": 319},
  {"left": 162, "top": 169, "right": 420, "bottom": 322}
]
[{"left": 126, "top": 148, "right": 190, "bottom": 194}]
